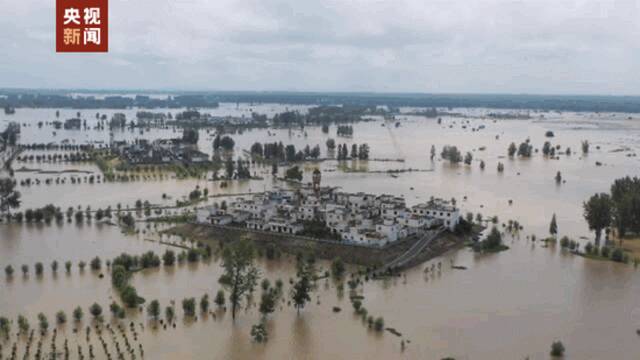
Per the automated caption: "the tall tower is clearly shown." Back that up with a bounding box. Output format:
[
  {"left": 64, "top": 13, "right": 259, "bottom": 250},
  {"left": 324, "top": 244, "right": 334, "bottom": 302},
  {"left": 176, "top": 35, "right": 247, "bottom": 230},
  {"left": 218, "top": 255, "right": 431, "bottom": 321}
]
[{"left": 312, "top": 168, "right": 321, "bottom": 195}]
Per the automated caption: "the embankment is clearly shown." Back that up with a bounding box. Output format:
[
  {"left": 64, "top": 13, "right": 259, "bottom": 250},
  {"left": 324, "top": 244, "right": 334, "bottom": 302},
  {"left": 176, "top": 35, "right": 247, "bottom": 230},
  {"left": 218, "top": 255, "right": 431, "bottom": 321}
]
[{"left": 164, "top": 223, "right": 470, "bottom": 267}]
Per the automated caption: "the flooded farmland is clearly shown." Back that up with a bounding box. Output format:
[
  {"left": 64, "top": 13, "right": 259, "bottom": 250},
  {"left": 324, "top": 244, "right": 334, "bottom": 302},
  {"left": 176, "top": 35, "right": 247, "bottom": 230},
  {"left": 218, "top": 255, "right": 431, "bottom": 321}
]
[{"left": 1, "top": 105, "right": 640, "bottom": 359}]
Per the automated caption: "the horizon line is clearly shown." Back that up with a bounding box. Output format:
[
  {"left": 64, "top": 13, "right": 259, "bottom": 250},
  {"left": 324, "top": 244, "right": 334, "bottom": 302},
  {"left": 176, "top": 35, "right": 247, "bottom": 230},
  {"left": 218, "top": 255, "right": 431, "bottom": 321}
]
[{"left": 2, "top": 88, "right": 640, "bottom": 98}]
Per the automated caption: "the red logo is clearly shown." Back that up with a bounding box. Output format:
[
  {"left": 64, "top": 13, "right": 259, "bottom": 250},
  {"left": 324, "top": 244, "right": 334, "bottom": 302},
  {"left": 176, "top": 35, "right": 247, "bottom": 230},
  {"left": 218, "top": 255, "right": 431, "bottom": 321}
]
[{"left": 56, "top": 0, "right": 108, "bottom": 52}]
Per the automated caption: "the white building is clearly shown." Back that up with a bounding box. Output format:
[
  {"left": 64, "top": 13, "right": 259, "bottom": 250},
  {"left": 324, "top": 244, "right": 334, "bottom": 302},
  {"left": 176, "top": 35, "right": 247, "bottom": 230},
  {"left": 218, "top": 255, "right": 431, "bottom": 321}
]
[
  {"left": 411, "top": 200, "right": 460, "bottom": 230},
  {"left": 195, "top": 186, "right": 460, "bottom": 245}
]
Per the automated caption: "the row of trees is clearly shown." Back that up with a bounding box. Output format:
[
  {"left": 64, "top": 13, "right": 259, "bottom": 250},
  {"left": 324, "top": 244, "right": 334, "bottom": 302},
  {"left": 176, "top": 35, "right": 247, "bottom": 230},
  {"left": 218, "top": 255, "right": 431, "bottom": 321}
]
[
  {"left": 4, "top": 257, "right": 103, "bottom": 278},
  {"left": 18, "top": 143, "right": 98, "bottom": 151},
  {"left": 0, "top": 289, "right": 227, "bottom": 342},
  {"left": 507, "top": 139, "right": 590, "bottom": 158},
  {"left": 18, "top": 174, "right": 101, "bottom": 187},
  {"left": 336, "top": 143, "right": 370, "bottom": 160},
  {"left": 8, "top": 204, "right": 138, "bottom": 225},
  {"left": 336, "top": 125, "right": 354, "bottom": 136},
  {"left": 250, "top": 142, "right": 321, "bottom": 162},
  {"left": 16, "top": 151, "right": 95, "bottom": 163}
]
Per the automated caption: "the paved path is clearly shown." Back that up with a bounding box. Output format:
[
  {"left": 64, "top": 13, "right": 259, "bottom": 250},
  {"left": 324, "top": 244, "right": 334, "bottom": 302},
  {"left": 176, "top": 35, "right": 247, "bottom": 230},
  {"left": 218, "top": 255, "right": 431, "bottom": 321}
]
[{"left": 384, "top": 227, "right": 445, "bottom": 270}]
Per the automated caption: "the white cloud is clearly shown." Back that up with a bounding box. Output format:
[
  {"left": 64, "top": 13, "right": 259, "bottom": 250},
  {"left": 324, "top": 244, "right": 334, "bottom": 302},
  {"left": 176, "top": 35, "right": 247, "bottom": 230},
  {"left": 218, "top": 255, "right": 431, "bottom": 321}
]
[{"left": 0, "top": 0, "right": 638, "bottom": 94}]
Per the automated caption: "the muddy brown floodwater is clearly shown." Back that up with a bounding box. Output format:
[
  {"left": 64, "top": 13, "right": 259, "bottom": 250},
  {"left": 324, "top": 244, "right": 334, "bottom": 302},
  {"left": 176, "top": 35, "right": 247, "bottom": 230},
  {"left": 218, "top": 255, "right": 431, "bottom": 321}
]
[{"left": 1, "top": 105, "right": 640, "bottom": 359}]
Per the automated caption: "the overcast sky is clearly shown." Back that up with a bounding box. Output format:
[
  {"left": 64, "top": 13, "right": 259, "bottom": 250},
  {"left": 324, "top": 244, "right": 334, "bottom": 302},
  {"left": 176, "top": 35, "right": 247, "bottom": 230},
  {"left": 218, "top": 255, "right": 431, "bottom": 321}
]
[{"left": 0, "top": 0, "right": 639, "bottom": 94}]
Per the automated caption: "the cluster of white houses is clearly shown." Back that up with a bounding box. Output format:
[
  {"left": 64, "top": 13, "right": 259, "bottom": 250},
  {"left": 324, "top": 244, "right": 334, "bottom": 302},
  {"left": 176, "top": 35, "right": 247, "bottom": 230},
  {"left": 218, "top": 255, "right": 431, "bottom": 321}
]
[{"left": 196, "top": 186, "right": 460, "bottom": 246}]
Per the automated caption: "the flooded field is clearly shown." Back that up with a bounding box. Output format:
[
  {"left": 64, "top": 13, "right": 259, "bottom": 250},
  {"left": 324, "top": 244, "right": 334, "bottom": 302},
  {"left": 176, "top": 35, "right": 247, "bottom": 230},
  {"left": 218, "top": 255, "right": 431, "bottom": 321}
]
[{"left": 1, "top": 105, "right": 640, "bottom": 359}]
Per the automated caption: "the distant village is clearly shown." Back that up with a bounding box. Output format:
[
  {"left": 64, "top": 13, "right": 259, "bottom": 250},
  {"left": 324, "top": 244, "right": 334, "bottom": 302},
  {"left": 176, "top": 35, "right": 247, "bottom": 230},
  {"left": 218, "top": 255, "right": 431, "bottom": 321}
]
[
  {"left": 110, "top": 137, "right": 210, "bottom": 166},
  {"left": 196, "top": 170, "right": 460, "bottom": 246}
]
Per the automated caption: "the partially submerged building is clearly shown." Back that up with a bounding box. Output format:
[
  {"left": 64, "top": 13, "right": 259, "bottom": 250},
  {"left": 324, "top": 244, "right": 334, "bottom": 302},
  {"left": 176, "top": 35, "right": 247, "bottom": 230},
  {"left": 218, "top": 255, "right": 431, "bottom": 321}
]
[
  {"left": 111, "top": 136, "right": 209, "bottom": 166},
  {"left": 196, "top": 187, "right": 460, "bottom": 246}
]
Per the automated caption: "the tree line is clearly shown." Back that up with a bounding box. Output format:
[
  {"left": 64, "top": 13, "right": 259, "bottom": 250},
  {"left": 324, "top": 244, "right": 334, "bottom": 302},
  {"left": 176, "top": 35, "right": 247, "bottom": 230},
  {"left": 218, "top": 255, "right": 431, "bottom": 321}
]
[
  {"left": 250, "top": 142, "right": 321, "bottom": 162},
  {"left": 336, "top": 143, "right": 369, "bottom": 160},
  {"left": 583, "top": 176, "right": 640, "bottom": 243}
]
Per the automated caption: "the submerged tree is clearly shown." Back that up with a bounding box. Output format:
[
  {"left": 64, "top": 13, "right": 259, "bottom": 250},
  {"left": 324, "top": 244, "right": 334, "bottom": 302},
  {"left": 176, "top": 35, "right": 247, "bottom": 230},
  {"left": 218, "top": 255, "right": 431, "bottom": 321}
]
[
  {"left": 199, "top": 294, "right": 210, "bottom": 314},
  {"left": 291, "top": 254, "right": 316, "bottom": 314},
  {"left": 17, "top": 315, "right": 29, "bottom": 334},
  {"left": 182, "top": 298, "right": 196, "bottom": 317},
  {"left": 89, "top": 303, "right": 102, "bottom": 320},
  {"left": 0, "top": 317, "right": 10, "bottom": 338},
  {"left": 331, "top": 257, "right": 345, "bottom": 279},
  {"left": 165, "top": 305, "right": 175, "bottom": 323},
  {"left": 583, "top": 193, "right": 612, "bottom": 243},
  {"left": 147, "top": 299, "right": 160, "bottom": 321},
  {"left": 73, "top": 306, "right": 83, "bottom": 322},
  {"left": 610, "top": 176, "right": 640, "bottom": 238},
  {"left": 37, "top": 313, "right": 49, "bottom": 334},
  {"left": 0, "top": 178, "right": 21, "bottom": 216},
  {"left": 251, "top": 323, "right": 268, "bottom": 343},
  {"left": 218, "top": 239, "right": 259, "bottom": 320},
  {"left": 259, "top": 287, "right": 276, "bottom": 319},
  {"left": 56, "top": 310, "right": 67, "bottom": 325},
  {"left": 441, "top": 145, "right": 462, "bottom": 164},
  {"left": 550, "top": 340, "right": 565, "bottom": 357},
  {"left": 481, "top": 226, "right": 503, "bottom": 251},
  {"left": 549, "top": 214, "right": 558, "bottom": 238},
  {"left": 464, "top": 152, "right": 473, "bottom": 165},
  {"left": 214, "top": 290, "right": 226, "bottom": 308}
]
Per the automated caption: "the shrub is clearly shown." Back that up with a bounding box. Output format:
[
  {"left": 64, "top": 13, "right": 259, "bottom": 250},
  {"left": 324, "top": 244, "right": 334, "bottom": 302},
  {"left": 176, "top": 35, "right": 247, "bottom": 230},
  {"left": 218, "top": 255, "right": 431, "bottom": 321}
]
[
  {"left": 251, "top": 323, "right": 268, "bottom": 343},
  {"left": 550, "top": 340, "right": 565, "bottom": 357},
  {"left": 37, "top": 313, "right": 48, "bottom": 333},
  {"left": 187, "top": 248, "right": 200, "bottom": 263},
  {"left": 111, "top": 265, "right": 130, "bottom": 289},
  {"left": 162, "top": 249, "right": 176, "bottom": 266},
  {"left": 35, "top": 262, "right": 44, "bottom": 275},
  {"left": 73, "top": 307, "right": 83, "bottom": 322},
  {"left": 182, "top": 298, "right": 196, "bottom": 317},
  {"left": 611, "top": 248, "right": 625, "bottom": 263},
  {"left": 374, "top": 317, "right": 385, "bottom": 332},
  {"left": 140, "top": 251, "right": 160, "bottom": 268},
  {"left": 165, "top": 306, "right": 175, "bottom": 323},
  {"left": 121, "top": 285, "right": 144, "bottom": 308},
  {"left": 89, "top": 303, "right": 102, "bottom": 318},
  {"left": 200, "top": 294, "right": 210, "bottom": 313},
  {"left": 56, "top": 311, "right": 67, "bottom": 325},
  {"left": 352, "top": 299, "right": 362, "bottom": 312},
  {"left": 90, "top": 257, "right": 101, "bottom": 270},
  {"left": 147, "top": 299, "right": 160, "bottom": 320},
  {"left": 214, "top": 290, "right": 225, "bottom": 307}
]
